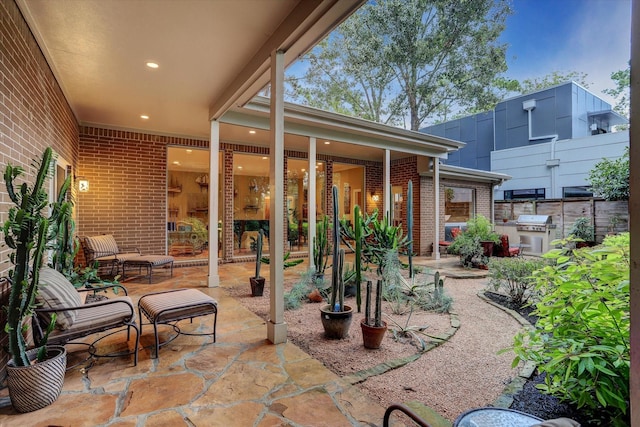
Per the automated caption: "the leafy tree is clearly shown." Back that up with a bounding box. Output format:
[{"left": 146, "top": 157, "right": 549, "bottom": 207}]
[
  {"left": 287, "top": 0, "right": 511, "bottom": 130},
  {"left": 588, "top": 146, "right": 629, "bottom": 201},
  {"left": 603, "top": 62, "right": 630, "bottom": 129},
  {"left": 519, "top": 70, "right": 589, "bottom": 93}
]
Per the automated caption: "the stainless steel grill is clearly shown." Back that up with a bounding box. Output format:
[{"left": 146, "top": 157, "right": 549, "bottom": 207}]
[
  {"left": 516, "top": 215, "right": 553, "bottom": 255},
  {"left": 516, "top": 215, "right": 552, "bottom": 232}
]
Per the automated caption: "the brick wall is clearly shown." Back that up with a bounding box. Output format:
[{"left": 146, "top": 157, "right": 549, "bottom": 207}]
[
  {"left": 390, "top": 157, "right": 422, "bottom": 253},
  {"left": 0, "top": 0, "right": 79, "bottom": 378},
  {"left": 77, "top": 127, "right": 208, "bottom": 256},
  {"left": 78, "top": 129, "right": 387, "bottom": 260}
]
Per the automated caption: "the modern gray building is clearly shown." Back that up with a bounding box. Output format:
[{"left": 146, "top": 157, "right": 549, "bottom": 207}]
[{"left": 422, "top": 82, "right": 628, "bottom": 200}]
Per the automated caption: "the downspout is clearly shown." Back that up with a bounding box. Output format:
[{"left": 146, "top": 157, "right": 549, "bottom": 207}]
[{"left": 523, "top": 100, "right": 559, "bottom": 198}]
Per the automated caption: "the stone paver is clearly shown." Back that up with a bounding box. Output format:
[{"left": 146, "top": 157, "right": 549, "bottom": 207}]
[{"left": 0, "top": 259, "right": 477, "bottom": 426}]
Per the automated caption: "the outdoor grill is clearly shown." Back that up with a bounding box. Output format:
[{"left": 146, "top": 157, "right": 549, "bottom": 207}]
[{"left": 516, "top": 215, "right": 553, "bottom": 255}]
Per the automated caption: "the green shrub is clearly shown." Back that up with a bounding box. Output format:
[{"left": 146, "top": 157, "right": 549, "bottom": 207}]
[
  {"left": 487, "top": 257, "right": 546, "bottom": 306},
  {"left": 284, "top": 269, "right": 327, "bottom": 310},
  {"left": 510, "top": 233, "right": 630, "bottom": 425}
]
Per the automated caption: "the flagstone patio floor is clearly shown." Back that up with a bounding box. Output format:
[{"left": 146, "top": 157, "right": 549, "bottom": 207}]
[{"left": 0, "top": 256, "right": 478, "bottom": 426}]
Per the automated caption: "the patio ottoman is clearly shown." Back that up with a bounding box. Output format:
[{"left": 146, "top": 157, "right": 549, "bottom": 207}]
[
  {"left": 122, "top": 255, "right": 174, "bottom": 283},
  {"left": 138, "top": 288, "right": 218, "bottom": 358}
]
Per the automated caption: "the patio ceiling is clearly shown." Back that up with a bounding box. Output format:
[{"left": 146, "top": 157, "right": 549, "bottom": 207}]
[{"left": 16, "top": 0, "right": 365, "bottom": 138}]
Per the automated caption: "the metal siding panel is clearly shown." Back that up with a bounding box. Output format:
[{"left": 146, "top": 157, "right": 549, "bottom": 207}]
[
  {"left": 423, "top": 123, "right": 445, "bottom": 137},
  {"left": 556, "top": 116, "right": 574, "bottom": 139},
  {"left": 459, "top": 115, "right": 477, "bottom": 142},
  {"left": 531, "top": 97, "right": 556, "bottom": 137},
  {"left": 495, "top": 106, "right": 507, "bottom": 150},
  {"left": 556, "top": 83, "right": 572, "bottom": 118},
  {"left": 477, "top": 155, "right": 491, "bottom": 171},
  {"left": 444, "top": 123, "right": 461, "bottom": 141},
  {"left": 446, "top": 150, "right": 461, "bottom": 166},
  {"left": 459, "top": 141, "right": 477, "bottom": 168},
  {"left": 506, "top": 125, "right": 529, "bottom": 148}
]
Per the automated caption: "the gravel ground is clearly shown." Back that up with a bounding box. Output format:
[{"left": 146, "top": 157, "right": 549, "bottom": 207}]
[{"left": 224, "top": 272, "right": 523, "bottom": 422}]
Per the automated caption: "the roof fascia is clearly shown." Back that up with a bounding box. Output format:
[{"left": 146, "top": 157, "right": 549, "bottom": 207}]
[
  {"left": 208, "top": 0, "right": 365, "bottom": 120},
  {"left": 420, "top": 164, "right": 511, "bottom": 184}
]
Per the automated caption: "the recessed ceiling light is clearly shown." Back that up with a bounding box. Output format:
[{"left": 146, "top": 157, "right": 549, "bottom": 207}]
[
  {"left": 249, "top": 130, "right": 256, "bottom": 134},
  {"left": 140, "top": 115, "right": 149, "bottom": 120},
  {"left": 317, "top": 162, "right": 322, "bottom": 166},
  {"left": 146, "top": 62, "right": 159, "bottom": 69},
  {"left": 262, "top": 157, "right": 267, "bottom": 160},
  {"left": 301, "top": 168, "right": 306, "bottom": 172},
  {"left": 172, "top": 161, "right": 180, "bottom": 165},
  {"left": 237, "top": 166, "right": 243, "bottom": 169},
  {"left": 324, "top": 141, "right": 330, "bottom": 145},
  {"left": 186, "top": 149, "right": 193, "bottom": 153}
]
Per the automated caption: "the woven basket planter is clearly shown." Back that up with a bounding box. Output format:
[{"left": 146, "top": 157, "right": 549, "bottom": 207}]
[{"left": 7, "top": 345, "right": 67, "bottom": 413}]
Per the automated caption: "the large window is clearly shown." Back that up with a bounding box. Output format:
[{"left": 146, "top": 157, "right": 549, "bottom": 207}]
[
  {"left": 445, "top": 186, "right": 475, "bottom": 223},
  {"left": 287, "top": 158, "right": 326, "bottom": 251},
  {"left": 166, "top": 147, "right": 212, "bottom": 260},
  {"left": 504, "top": 188, "right": 545, "bottom": 200},
  {"left": 333, "top": 163, "right": 364, "bottom": 222},
  {"left": 233, "top": 153, "right": 270, "bottom": 255},
  {"left": 563, "top": 186, "right": 593, "bottom": 198}
]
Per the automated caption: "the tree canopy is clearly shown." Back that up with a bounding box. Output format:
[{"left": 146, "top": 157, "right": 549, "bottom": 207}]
[
  {"left": 287, "top": 0, "right": 511, "bottom": 130},
  {"left": 588, "top": 146, "right": 629, "bottom": 201},
  {"left": 603, "top": 62, "right": 630, "bottom": 128}
]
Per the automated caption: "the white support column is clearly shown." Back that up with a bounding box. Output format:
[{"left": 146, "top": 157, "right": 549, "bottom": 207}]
[
  {"left": 383, "top": 149, "right": 391, "bottom": 218},
  {"left": 433, "top": 158, "right": 441, "bottom": 260},
  {"left": 208, "top": 120, "right": 220, "bottom": 286},
  {"left": 268, "top": 50, "right": 287, "bottom": 344},
  {"left": 308, "top": 137, "right": 317, "bottom": 266}
]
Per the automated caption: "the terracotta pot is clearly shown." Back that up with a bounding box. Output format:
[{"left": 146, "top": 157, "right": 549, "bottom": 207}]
[
  {"left": 360, "top": 319, "right": 387, "bottom": 349},
  {"left": 7, "top": 345, "right": 67, "bottom": 413},
  {"left": 249, "top": 276, "right": 265, "bottom": 296},
  {"left": 320, "top": 304, "right": 353, "bottom": 339}
]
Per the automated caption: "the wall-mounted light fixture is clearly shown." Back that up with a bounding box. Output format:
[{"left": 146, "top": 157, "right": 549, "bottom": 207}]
[
  {"left": 78, "top": 178, "right": 89, "bottom": 193},
  {"left": 371, "top": 191, "right": 379, "bottom": 202}
]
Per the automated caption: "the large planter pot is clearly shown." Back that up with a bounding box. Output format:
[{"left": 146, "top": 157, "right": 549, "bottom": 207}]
[
  {"left": 320, "top": 304, "right": 353, "bottom": 339},
  {"left": 360, "top": 319, "right": 387, "bottom": 349},
  {"left": 249, "top": 276, "right": 265, "bottom": 296},
  {"left": 480, "top": 241, "right": 495, "bottom": 257},
  {"left": 7, "top": 345, "right": 67, "bottom": 413}
]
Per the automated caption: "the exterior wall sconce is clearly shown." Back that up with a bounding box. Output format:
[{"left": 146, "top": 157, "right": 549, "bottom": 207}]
[
  {"left": 371, "top": 191, "right": 379, "bottom": 202},
  {"left": 78, "top": 178, "right": 89, "bottom": 192}
]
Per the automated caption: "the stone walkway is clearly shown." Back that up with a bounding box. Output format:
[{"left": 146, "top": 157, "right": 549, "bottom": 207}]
[{"left": 0, "top": 264, "right": 391, "bottom": 426}]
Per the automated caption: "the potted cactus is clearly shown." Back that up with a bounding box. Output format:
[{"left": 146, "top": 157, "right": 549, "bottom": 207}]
[
  {"left": 249, "top": 230, "right": 266, "bottom": 296},
  {"left": 2, "top": 147, "right": 69, "bottom": 412},
  {"left": 319, "top": 185, "right": 353, "bottom": 339},
  {"left": 361, "top": 279, "right": 386, "bottom": 348},
  {"left": 312, "top": 214, "right": 330, "bottom": 280}
]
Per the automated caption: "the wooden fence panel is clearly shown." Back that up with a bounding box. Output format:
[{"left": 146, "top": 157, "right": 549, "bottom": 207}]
[{"left": 495, "top": 198, "right": 628, "bottom": 243}]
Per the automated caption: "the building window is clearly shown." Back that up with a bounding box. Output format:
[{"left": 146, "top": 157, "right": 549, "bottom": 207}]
[
  {"left": 504, "top": 188, "right": 545, "bottom": 200},
  {"left": 445, "top": 187, "right": 475, "bottom": 223},
  {"left": 563, "top": 186, "right": 593, "bottom": 198}
]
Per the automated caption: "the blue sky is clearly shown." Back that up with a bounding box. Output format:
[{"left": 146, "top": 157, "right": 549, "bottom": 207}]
[
  {"left": 286, "top": 0, "right": 631, "bottom": 107},
  {"left": 500, "top": 0, "right": 631, "bottom": 103}
]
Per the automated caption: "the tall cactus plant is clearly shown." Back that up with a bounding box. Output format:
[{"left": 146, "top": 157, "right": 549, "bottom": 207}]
[
  {"left": 254, "top": 229, "right": 263, "bottom": 279},
  {"left": 3, "top": 147, "right": 67, "bottom": 366},
  {"left": 407, "top": 180, "right": 414, "bottom": 278},
  {"left": 353, "top": 205, "right": 363, "bottom": 312},
  {"left": 329, "top": 185, "right": 344, "bottom": 311},
  {"left": 313, "top": 214, "right": 330, "bottom": 276}
]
